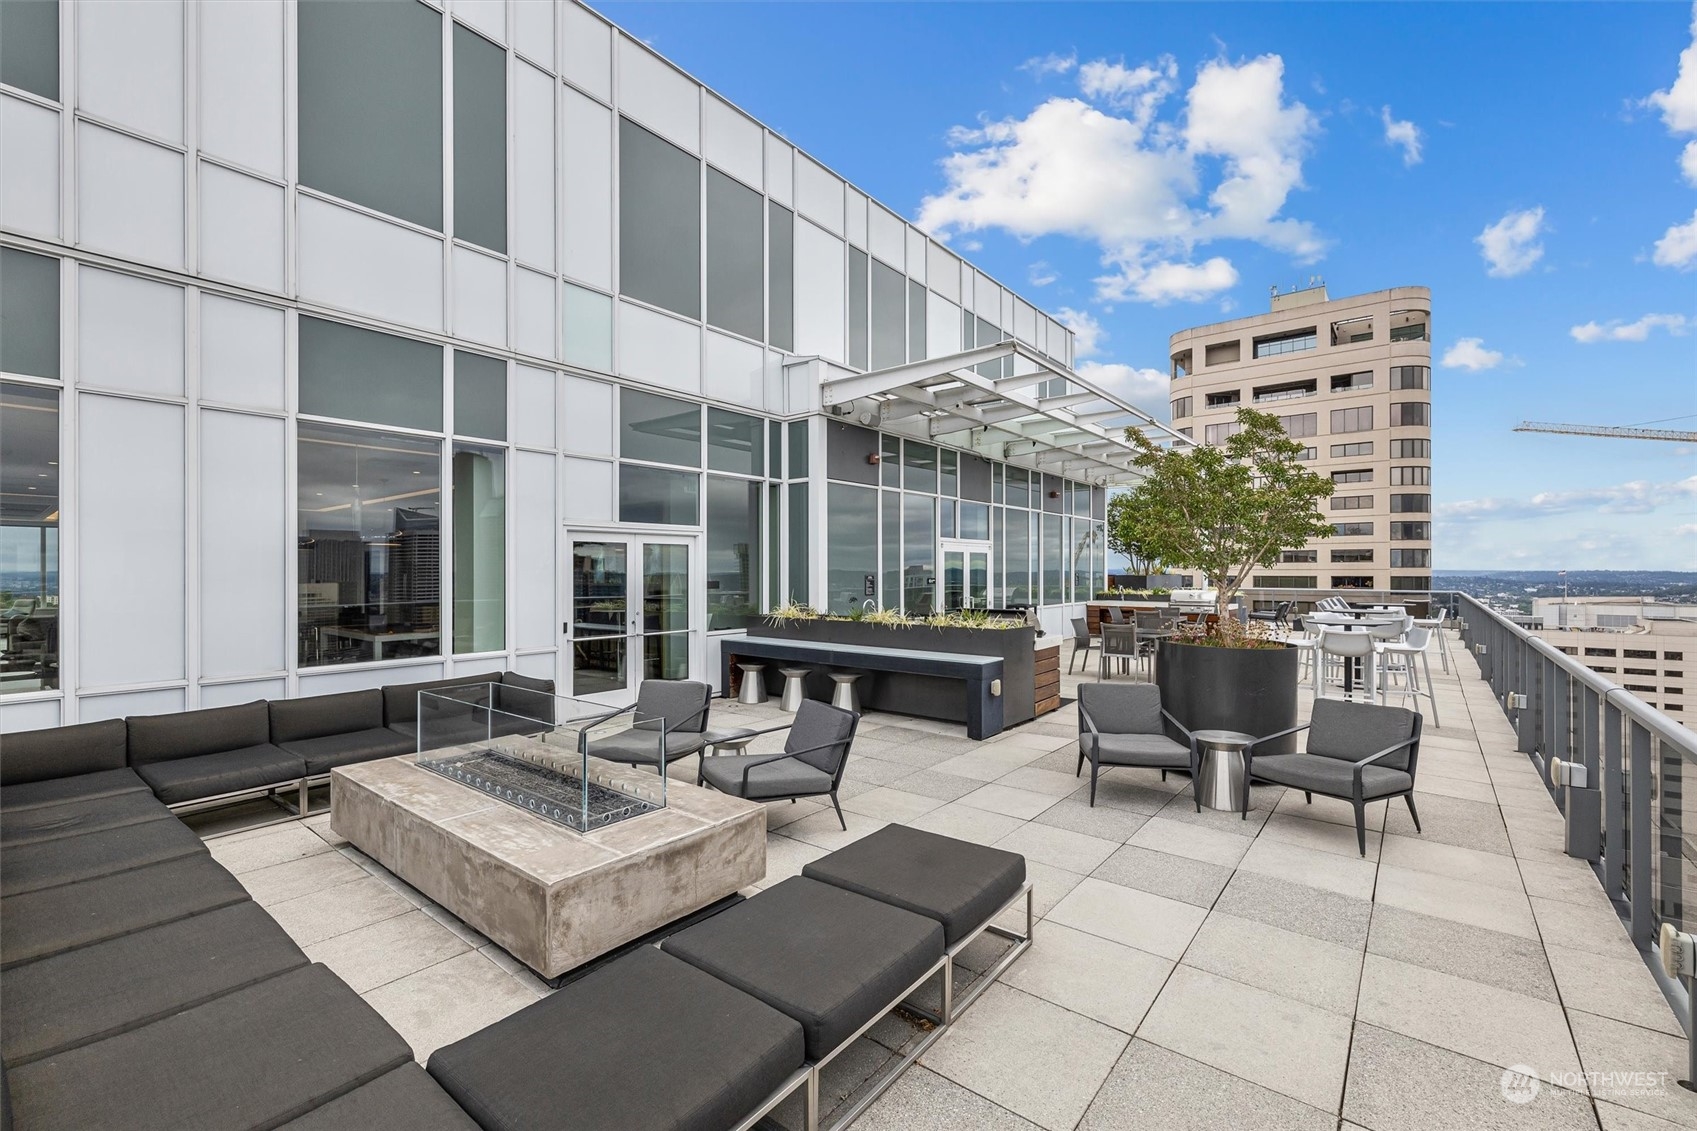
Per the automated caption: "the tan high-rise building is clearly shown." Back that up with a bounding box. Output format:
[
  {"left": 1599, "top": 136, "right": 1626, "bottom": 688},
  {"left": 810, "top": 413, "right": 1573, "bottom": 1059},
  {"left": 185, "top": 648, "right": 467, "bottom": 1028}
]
[
  {"left": 1167, "top": 284, "right": 1433, "bottom": 612},
  {"left": 1526, "top": 597, "right": 1695, "bottom": 720}
]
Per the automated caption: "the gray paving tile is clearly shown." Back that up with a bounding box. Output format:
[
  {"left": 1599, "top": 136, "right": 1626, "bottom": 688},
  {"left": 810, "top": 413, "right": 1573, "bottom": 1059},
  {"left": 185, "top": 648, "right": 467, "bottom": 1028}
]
[
  {"left": 893, "top": 769, "right": 984, "bottom": 802},
  {"left": 959, "top": 782, "right": 1062, "bottom": 821},
  {"left": 362, "top": 949, "right": 541, "bottom": 1062},
  {"left": 1374, "top": 863, "right": 1539, "bottom": 939},
  {"left": 1079, "top": 1039, "right": 1334, "bottom": 1131},
  {"left": 1343, "top": 1023, "right": 1600, "bottom": 1131},
  {"left": 1258, "top": 810, "right": 1384, "bottom": 859},
  {"left": 1377, "top": 830, "right": 1525, "bottom": 891},
  {"left": 1184, "top": 910, "right": 1363, "bottom": 1016},
  {"left": 1569, "top": 1009, "right": 1697, "bottom": 1126},
  {"left": 1236, "top": 834, "right": 1378, "bottom": 899},
  {"left": 842, "top": 756, "right": 919, "bottom": 787},
  {"left": 1069, "top": 773, "right": 1184, "bottom": 815},
  {"left": 851, "top": 1066, "right": 1040, "bottom": 1131},
  {"left": 303, "top": 908, "right": 473, "bottom": 993},
  {"left": 207, "top": 822, "right": 338, "bottom": 875},
  {"left": 1544, "top": 943, "right": 1684, "bottom": 1037},
  {"left": 268, "top": 875, "right": 416, "bottom": 947},
  {"left": 1092, "top": 842, "right": 1233, "bottom": 908},
  {"left": 1384, "top": 790, "right": 1512, "bottom": 855},
  {"left": 993, "top": 821, "right": 1118, "bottom": 875},
  {"left": 238, "top": 848, "right": 369, "bottom": 907},
  {"left": 910, "top": 802, "right": 1027, "bottom": 846},
  {"left": 1596, "top": 1099, "right": 1694, "bottom": 1130},
  {"left": 1032, "top": 798, "right": 1151, "bottom": 842},
  {"left": 1367, "top": 904, "right": 1558, "bottom": 1003},
  {"left": 1126, "top": 815, "right": 1253, "bottom": 867},
  {"left": 1153, "top": 784, "right": 1279, "bottom": 834},
  {"left": 1530, "top": 894, "right": 1634, "bottom": 957},
  {"left": 1213, "top": 870, "right": 1373, "bottom": 949},
  {"left": 1048, "top": 876, "right": 1208, "bottom": 959},
  {"left": 839, "top": 785, "right": 946, "bottom": 823},
  {"left": 1001, "top": 921, "right": 1172, "bottom": 1034}
]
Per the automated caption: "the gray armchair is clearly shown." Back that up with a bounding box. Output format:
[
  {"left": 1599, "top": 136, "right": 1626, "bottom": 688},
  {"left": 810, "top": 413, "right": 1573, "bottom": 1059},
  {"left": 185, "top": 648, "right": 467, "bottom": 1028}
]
[
  {"left": 1076, "top": 683, "right": 1198, "bottom": 808},
  {"left": 1243, "top": 698, "right": 1423, "bottom": 855},
  {"left": 584, "top": 680, "right": 712, "bottom": 771},
  {"left": 697, "top": 700, "right": 858, "bottom": 828},
  {"left": 1067, "top": 617, "right": 1097, "bottom": 674}
]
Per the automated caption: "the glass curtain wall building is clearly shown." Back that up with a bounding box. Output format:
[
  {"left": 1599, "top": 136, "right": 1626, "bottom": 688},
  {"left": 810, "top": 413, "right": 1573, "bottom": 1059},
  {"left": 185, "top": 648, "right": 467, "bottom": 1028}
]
[{"left": 0, "top": 0, "right": 1114, "bottom": 730}]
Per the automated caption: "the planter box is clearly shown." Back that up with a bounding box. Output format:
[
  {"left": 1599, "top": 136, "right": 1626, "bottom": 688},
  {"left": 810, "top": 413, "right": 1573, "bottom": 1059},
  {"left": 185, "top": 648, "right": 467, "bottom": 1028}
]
[
  {"left": 1156, "top": 639, "right": 1300, "bottom": 756},
  {"left": 745, "top": 620, "right": 1039, "bottom": 726}
]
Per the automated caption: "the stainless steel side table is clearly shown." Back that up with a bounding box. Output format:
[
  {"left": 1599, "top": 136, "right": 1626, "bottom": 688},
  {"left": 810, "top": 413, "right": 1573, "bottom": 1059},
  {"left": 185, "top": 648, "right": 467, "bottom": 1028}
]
[{"left": 1191, "top": 729, "right": 1256, "bottom": 812}]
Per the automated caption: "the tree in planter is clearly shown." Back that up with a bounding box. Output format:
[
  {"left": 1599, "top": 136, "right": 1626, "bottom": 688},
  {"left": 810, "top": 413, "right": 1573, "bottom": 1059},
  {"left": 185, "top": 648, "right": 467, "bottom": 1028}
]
[
  {"left": 1115, "top": 407, "right": 1334, "bottom": 623},
  {"left": 1105, "top": 494, "right": 1160, "bottom": 575}
]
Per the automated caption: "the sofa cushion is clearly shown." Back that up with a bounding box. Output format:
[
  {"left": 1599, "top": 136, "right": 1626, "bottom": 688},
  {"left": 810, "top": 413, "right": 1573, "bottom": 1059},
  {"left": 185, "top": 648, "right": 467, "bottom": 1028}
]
[
  {"left": 0, "top": 768, "right": 150, "bottom": 813},
  {"left": 428, "top": 946, "right": 803, "bottom": 1131},
  {"left": 280, "top": 1065, "right": 479, "bottom": 1131},
  {"left": 382, "top": 674, "right": 501, "bottom": 731},
  {"left": 126, "top": 701, "right": 270, "bottom": 767},
  {"left": 281, "top": 728, "right": 417, "bottom": 776},
  {"left": 1086, "top": 732, "right": 1192, "bottom": 768},
  {"left": 1, "top": 854, "right": 249, "bottom": 969},
  {"left": 1, "top": 901, "right": 307, "bottom": 1066},
  {"left": 0, "top": 817, "right": 207, "bottom": 898},
  {"left": 700, "top": 753, "right": 833, "bottom": 800},
  {"left": 499, "top": 670, "right": 553, "bottom": 695},
  {"left": 0, "top": 789, "right": 169, "bottom": 847},
  {"left": 3, "top": 964, "right": 413, "bottom": 1131},
  {"left": 134, "top": 745, "right": 305, "bottom": 806},
  {"left": 269, "top": 690, "right": 385, "bottom": 745},
  {"left": 661, "top": 876, "right": 944, "bottom": 1061},
  {"left": 803, "top": 824, "right": 1026, "bottom": 948},
  {"left": 0, "top": 719, "right": 129, "bottom": 786}
]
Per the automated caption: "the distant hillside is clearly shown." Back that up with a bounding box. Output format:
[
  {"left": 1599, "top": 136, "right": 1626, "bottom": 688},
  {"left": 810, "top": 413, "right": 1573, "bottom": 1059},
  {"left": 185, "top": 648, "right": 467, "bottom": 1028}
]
[{"left": 1436, "top": 570, "right": 1697, "bottom": 610}]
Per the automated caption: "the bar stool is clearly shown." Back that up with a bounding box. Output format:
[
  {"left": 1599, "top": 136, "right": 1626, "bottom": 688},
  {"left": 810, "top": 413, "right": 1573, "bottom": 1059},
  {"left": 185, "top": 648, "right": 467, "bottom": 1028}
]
[
  {"left": 736, "top": 662, "right": 768, "bottom": 705},
  {"left": 778, "top": 667, "right": 811, "bottom": 712},
  {"left": 828, "top": 672, "right": 862, "bottom": 714}
]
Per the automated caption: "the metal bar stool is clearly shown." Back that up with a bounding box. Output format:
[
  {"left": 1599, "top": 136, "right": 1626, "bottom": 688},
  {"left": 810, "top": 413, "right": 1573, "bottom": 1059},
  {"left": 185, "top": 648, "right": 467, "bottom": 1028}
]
[
  {"left": 778, "top": 667, "right": 811, "bottom": 712},
  {"left": 737, "top": 662, "right": 768, "bottom": 705},
  {"left": 828, "top": 671, "right": 863, "bottom": 714}
]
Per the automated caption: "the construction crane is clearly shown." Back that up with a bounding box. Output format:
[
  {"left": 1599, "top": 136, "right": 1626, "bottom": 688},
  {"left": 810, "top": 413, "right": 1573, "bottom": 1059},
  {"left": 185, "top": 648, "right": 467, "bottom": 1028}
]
[{"left": 1514, "top": 421, "right": 1697, "bottom": 443}]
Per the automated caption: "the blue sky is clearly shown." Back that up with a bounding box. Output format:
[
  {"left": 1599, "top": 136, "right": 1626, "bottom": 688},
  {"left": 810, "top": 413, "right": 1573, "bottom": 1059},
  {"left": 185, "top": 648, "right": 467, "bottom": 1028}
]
[{"left": 600, "top": 1, "right": 1697, "bottom": 571}]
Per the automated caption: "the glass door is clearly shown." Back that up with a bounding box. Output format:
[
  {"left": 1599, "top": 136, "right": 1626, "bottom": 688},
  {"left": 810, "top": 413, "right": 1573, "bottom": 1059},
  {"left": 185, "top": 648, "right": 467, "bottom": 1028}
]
[
  {"left": 940, "top": 539, "right": 991, "bottom": 611},
  {"left": 569, "top": 535, "right": 692, "bottom": 700}
]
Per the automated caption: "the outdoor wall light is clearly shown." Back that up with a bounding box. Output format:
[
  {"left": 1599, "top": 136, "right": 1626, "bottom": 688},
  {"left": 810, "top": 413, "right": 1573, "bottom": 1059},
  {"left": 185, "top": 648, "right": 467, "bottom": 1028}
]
[{"left": 867, "top": 453, "right": 880, "bottom": 465}]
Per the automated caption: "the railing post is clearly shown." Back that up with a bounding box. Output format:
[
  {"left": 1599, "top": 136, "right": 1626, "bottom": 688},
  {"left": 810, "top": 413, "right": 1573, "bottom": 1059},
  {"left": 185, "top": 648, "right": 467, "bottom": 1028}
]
[
  {"left": 1604, "top": 700, "right": 1625, "bottom": 897},
  {"left": 1631, "top": 717, "right": 1655, "bottom": 947},
  {"left": 1516, "top": 639, "right": 1538, "bottom": 754},
  {"left": 1550, "top": 664, "right": 1571, "bottom": 796}
]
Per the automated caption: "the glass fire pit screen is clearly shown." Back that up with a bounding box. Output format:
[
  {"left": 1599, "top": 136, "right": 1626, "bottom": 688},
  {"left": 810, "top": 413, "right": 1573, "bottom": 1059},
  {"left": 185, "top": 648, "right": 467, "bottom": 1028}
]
[{"left": 414, "top": 685, "right": 666, "bottom": 833}]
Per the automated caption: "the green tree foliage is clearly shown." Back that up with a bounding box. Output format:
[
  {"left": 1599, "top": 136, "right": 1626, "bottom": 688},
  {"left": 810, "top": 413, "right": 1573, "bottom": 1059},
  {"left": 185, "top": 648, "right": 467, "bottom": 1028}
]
[
  {"left": 1105, "top": 494, "right": 1158, "bottom": 574},
  {"left": 1111, "top": 408, "right": 1335, "bottom": 617}
]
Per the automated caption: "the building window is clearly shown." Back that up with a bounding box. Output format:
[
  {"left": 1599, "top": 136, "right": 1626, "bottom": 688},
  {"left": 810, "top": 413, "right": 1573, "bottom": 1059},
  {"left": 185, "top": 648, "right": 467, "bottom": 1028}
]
[
  {"left": 0, "top": 0, "right": 57, "bottom": 100},
  {"left": 1331, "top": 549, "right": 1374, "bottom": 563},
  {"left": 870, "top": 260, "right": 905, "bottom": 371},
  {"left": 1666, "top": 652, "right": 1684, "bottom": 661},
  {"left": 1005, "top": 466, "right": 1029, "bottom": 508},
  {"left": 1332, "top": 469, "right": 1372, "bottom": 484},
  {"left": 1390, "top": 548, "right": 1430, "bottom": 568},
  {"left": 825, "top": 483, "right": 876, "bottom": 614},
  {"left": 706, "top": 476, "right": 761, "bottom": 629},
  {"left": 453, "top": 23, "right": 506, "bottom": 252},
  {"left": 1391, "top": 438, "right": 1430, "bottom": 458},
  {"left": 1256, "top": 380, "right": 1316, "bottom": 404},
  {"left": 1390, "top": 493, "right": 1430, "bottom": 513},
  {"left": 300, "top": 316, "right": 443, "bottom": 433},
  {"left": 1331, "top": 441, "right": 1373, "bottom": 458},
  {"left": 0, "top": 381, "right": 60, "bottom": 693},
  {"left": 1205, "top": 390, "right": 1241, "bottom": 408},
  {"left": 1624, "top": 684, "right": 1656, "bottom": 694},
  {"left": 298, "top": 422, "right": 442, "bottom": 667},
  {"left": 1389, "top": 522, "right": 1430, "bottom": 540},
  {"left": 787, "top": 482, "right": 808, "bottom": 603},
  {"left": 1331, "top": 371, "right": 1372, "bottom": 392},
  {"left": 619, "top": 464, "right": 699, "bottom": 525},
  {"left": 1204, "top": 421, "right": 1243, "bottom": 445},
  {"left": 1391, "top": 402, "right": 1430, "bottom": 427},
  {"left": 707, "top": 409, "right": 763, "bottom": 476},
  {"left": 1204, "top": 340, "right": 1240, "bottom": 365},
  {"left": 1330, "top": 316, "right": 1373, "bottom": 345},
  {"left": 620, "top": 119, "right": 701, "bottom": 319},
  {"left": 1332, "top": 576, "right": 1374, "bottom": 590},
  {"left": 1331, "top": 495, "right": 1372, "bottom": 511},
  {"left": 1585, "top": 648, "right": 1618, "bottom": 657},
  {"left": 1, "top": 249, "right": 60, "bottom": 381},
  {"left": 1253, "top": 329, "right": 1317, "bottom": 358},
  {"left": 453, "top": 351, "right": 506, "bottom": 441},
  {"left": 1281, "top": 412, "right": 1317, "bottom": 438},
  {"left": 1281, "top": 550, "right": 1317, "bottom": 563},
  {"left": 1389, "top": 575, "right": 1431, "bottom": 591},
  {"left": 299, "top": 0, "right": 443, "bottom": 230},
  {"left": 1178, "top": 427, "right": 1194, "bottom": 439},
  {"left": 903, "top": 494, "right": 935, "bottom": 614},
  {"left": 940, "top": 450, "right": 958, "bottom": 498},
  {"left": 1623, "top": 648, "right": 1655, "bottom": 659},
  {"left": 1253, "top": 575, "right": 1317, "bottom": 588},
  {"left": 1294, "top": 446, "right": 1317, "bottom": 461},
  {"left": 1390, "top": 365, "right": 1429, "bottom": 391},
  {"left": 903, "top": 441, "right": 938, "bottom": 493},
  {"left": 1333, "top": 522, "right": 1373, "bottom": 536},
  {"left": 706, "top": 168, "right": 764, "bottom": 341},
  {"left": 620, "top": 388, "right": 701, "bottom": 468},
  {"left": 768, "top": 202, "right": 794, "bottom": 351},
  {"left": 451, "top": 445, "right": 504, "bottom": 653},
  {"left": 1389, "top": 319, "right": 1429, "bottom": 342},
  {"left": 1171, "top": 397, "right": 1192, "bottom": 419},
  {"left": 1623, "top": 667, "right": 1657, "bottom": 677},
  {"left": 1390, "top": 466, "right": 1430, "bottom": 486},
  {"left": 907, "top": 279, "right": 926, "bottom": 362},
  {"left": 1042, "top": 513, "right": 1064, "bottom": 604},
  {"left": 1330, "top": 406, "right": 1373, "bottom": 433}
]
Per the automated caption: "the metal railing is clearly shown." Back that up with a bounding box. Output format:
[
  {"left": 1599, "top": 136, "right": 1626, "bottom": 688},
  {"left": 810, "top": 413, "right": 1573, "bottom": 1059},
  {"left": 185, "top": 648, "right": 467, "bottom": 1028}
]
[{"left": 1438, "top": 592, "right": 1697, "bottom": 1035}]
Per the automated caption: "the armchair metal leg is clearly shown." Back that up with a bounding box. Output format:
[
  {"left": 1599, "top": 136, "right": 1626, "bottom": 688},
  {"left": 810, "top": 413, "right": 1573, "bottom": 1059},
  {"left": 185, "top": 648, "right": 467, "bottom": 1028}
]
[
  {"left": 1088, "top": 761, "right": 1099, "bottom": 807},
  {"left": 1352, "top": 798, "right": 1367, "bottom": 856},
  {"left": 829, "top": 791, "right": 847, "bottom": 831},
  {"left": 1304, "top": 791, "right": 1312, "bottom": 803},
  {"left": 1404, "top": 792, "right": 1422, "bottom": 832}
]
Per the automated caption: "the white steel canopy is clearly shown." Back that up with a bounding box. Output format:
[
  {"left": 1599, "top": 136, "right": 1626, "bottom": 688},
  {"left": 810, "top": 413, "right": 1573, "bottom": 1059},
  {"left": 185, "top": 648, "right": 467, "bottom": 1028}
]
[{"left": 819, "top": 340, "right": 1193, "bottom": 486}]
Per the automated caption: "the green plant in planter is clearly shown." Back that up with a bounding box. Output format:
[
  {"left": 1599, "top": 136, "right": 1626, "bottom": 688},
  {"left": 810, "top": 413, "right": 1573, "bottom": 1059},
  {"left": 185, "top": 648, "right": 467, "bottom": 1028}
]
[
  {"left": 1117, "top": 407, "right": 1334, "bottom": 639},
  {"left": 1169, "top": 615, "right": 1284, "bottom": 650},
  {"left": 764, "top": 601, "right": 819, "bottom": 625}
]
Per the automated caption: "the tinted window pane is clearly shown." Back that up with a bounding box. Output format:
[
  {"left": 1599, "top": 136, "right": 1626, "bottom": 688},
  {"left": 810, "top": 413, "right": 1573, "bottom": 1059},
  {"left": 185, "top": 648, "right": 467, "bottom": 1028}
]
[
  {"left": 706, "top": 168, "right": 763, "bottom": 340},
  {"left": 620, "top": 388, "right": 700, "bottom": 467},
  {"left": 299, "top": 0, "right": 442, "bottom": 230},
  {"left": 453, "top": 23, "right": 506, "bottom": 252},
  {"left": 0, "top": 249, "right": 60, "bottom": 380},
  {"left": 707, "top": 408, "right": 762, "bottom": 476},
  {"left": 826, "top": 483, "right": 876, "bottom": 614},
  {"left": 452, "top": 445, "right": 504, "bottom": 652},
  {"left": 940, "top": 449, "right": 957, "bottom": 497},
  {"left": 870, "top": 260, "right": 904, "bottom": 370},
  {"left": 787, "top": 483, "right": 808, "bottom": 603},
  {"left": 1042, "top": 513, "right": 1062, "bottom": 603},
  {"left": 619, "top": 119, "right": 700, "bottom": 319},
  {"left": 787, "top": 419, "right": 808, "bottom": 479},
  {"left": 1005, "top": 504, "right": 1030, "bottom": 603},
  {"left": 0, "top": 381, "right": 59, "bottom": 692},
  {"left": 880, "top": 434, "right": 900, "bottom": 487},
  {"left": 453, "top": 351, "right": 506, "bottom": 440},
  {"left": 768, "top": 202, "right": 794, "bottom": 351},
  {"left": 619, "top": 463, "right": 699, "bottom": 525},
  {"left": 960, "top": 502, "right": 989, "bottom": 540},
  {"left": 299, "top": 316, "right": 443, "bottom": 431},
  {"left": 298, "top": 422, "right": 441, "bottom": 666},
  {"left": 706, "top": 475, "right": 760, "bottom": 629},
  {"left": 903, "top": 441, "right": 937, "bottom": 493},
  {"left": 848, "top": 249, "right": 868, "bottom": 369},
  {"left": 908, "top": 279, "right": 925, "bottom": 362},
  {"left": 0, "top": 0, "right": 57, "bottom": 101},
  {"left": 881, "top": 490, "right": 900, "bottom": 608},
  {"left": 902, "top": 493, "right": 934, "bottom": 615}
]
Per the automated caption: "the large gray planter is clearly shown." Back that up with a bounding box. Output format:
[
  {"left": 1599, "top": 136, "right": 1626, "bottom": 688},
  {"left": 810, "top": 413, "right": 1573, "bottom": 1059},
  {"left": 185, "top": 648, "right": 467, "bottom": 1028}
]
[
  {"left": 745, "top": 620, "right": 1038, "bottom": 725},
  {"left": 1156, "top": 640, "right": 1301, "bottom": 755}
]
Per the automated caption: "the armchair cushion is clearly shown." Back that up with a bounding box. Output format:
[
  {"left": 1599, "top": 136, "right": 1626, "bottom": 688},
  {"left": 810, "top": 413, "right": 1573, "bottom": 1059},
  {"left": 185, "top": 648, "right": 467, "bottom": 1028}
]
[
  {"left": 0, "top": 719, "right": 129, "bottom": 786},
  {"left": 587, "top": 730, "right": 707, "bottom": 764},
  {"left": 784, "top": 700, "right": 856, "bottom": 776},
  {"left": 634, "top": 680, "right": 712, "bottom": 734},
  {"left": 1249, "top": 752, "right": 1412, "bottom": 799},
  {"left": 1077, "top": 682, "right": 1164, "bottom": 736},
  {"left": 1086, "top": 733, "right": 1191, "bottom": 768},
  {"left": 699, "top": 754, "right": 833, "bottom": 800},
  {"left": 1307, "top": 699, "right": 1417, "bottom": 770}
]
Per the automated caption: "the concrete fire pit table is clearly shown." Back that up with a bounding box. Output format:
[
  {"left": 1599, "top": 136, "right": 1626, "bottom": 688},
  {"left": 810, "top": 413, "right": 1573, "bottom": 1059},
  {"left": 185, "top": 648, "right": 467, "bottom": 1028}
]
[{"left": 330, "top": 743, "right": 765, "bottom": 980}]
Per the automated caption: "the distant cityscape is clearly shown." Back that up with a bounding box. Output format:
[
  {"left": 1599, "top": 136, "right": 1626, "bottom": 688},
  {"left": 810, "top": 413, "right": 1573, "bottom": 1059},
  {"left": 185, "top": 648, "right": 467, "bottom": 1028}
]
[
  {"left": 0, "top": 572, "right": 57, "bottom": 599},
  {"left": 1436, "top": 570, "right": 1697, "bottom": 615}
]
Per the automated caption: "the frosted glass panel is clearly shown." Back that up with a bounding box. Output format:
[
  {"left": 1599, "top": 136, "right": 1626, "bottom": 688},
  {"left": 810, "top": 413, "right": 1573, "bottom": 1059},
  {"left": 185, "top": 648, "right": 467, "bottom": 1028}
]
[
  {"left": 77, "top": 267, "right": 184, "bottom": 398},
  {"left": 200, "top": 295, "right": 284, "bottom": 411},
  {"left": 201, "top": 410, "right": 287, "bottom": 678},
  {"left": 563, "top": 283, "right": 613, "bottom": 374}
]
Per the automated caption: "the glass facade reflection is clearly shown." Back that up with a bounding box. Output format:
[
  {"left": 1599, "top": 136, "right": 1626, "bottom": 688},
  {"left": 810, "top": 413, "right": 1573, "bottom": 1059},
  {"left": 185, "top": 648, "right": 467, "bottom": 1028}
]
[{"left": 0, "top": 382, "right": 60, "bottom": 693}]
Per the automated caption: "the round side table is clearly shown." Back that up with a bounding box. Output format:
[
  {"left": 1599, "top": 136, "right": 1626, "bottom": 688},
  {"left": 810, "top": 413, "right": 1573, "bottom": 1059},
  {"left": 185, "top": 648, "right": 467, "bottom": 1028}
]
[{"left": 1191, "top": 729, "right": 1257, "bottom": 812}]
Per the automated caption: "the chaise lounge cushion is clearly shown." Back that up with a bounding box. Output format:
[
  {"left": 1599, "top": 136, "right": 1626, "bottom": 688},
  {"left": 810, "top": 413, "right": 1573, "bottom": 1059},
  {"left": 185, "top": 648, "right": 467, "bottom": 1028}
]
[
  {"left": 1, "top": 854, "right": 249, "bottom": 969},
  {"left": 1, "top": 901, "right": 308, "bottom": 1066},
  {"left": 0, "top": 767, "right": 150, "bottom": 813},
  {"left": 279, "top": 1064, "right": 479, "bottom": 1131},
  {"left": 0, "top": 719, "right": 129, "bottom": 786},
  {"left": 661, "top": 876, "right": 944, "bottom": 1060},
  {"left": 126, "top": 701, "right": 271, "bottom": 766},
  {"left": 428, "top": 946, "right": 803, "bottom": 1131},
  {"left": 134, "top": 745, "right": 307, "bottom": 806},
  {"left": 802, "top": 824, "right": 1026, "bottom": 948},
  {"left": 0, "top": 816, "right": 207, "bottom": 897},
  {"left": 0, "top": 789, "right": 172, "bottom": 847},
  {"left": 3, "top": 964, "right": 414, "bottom": 1131}
]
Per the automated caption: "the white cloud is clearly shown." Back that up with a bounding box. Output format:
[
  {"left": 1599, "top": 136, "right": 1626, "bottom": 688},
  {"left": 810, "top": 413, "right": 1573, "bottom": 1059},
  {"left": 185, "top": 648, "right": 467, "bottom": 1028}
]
[
  {"left": 1439, "top": 476, "right": 1697, "bottom": 522},
  {"left": 917, "top": 53, "right": 1320, "bottom": 306},
  {"left": 1380, "top": 106, "right": 1423, "bottom": 165},
  {"left": 1076, "top": 361, "right": 1171, "bottom": 416},
  {"left": 1440, "top": 337, "right": 1507, "bottom": 370},
  {"left": 1645, "top": 5, "right": 1697, "bottom": 136},
  {"left": 1020, "top": 51, "right": 1077, "bottom": 80},
  {"left": 1653, "top": 208, "right": 1697, "bottom": 269},
  {"left": 1683, "top": 140, "right": 1697, "bottom": 187},
  {"left": 1475, "top": 207, "right": 1546, "bottom": 277},
  {"left": 1570, "top": 313, "right": 1690, "bottom": 342},
  {"left": 1027, "top": 261, "right": 1058, "bottom": 287},
  {"left": 1055, "top": 307, "right": 1105, "bottom": 357}
]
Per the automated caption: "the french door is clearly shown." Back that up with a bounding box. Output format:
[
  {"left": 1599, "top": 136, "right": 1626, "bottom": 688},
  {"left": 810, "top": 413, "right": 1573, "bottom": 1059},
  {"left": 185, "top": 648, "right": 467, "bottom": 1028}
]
[
  {"left": 940, "top": 539, "right": 991, "bottom": 611},
  {"left": 567, "top": 534, "right": 693, "bottom": 702}
]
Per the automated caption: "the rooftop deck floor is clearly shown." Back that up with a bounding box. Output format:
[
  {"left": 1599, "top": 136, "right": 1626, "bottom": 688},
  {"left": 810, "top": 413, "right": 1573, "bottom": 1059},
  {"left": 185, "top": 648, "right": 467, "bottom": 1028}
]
[{"left": 196, "top": 634, "right": 1696, "bottom": 1130}]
